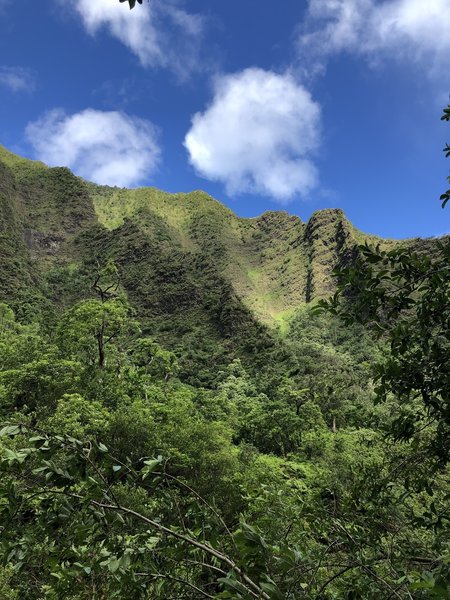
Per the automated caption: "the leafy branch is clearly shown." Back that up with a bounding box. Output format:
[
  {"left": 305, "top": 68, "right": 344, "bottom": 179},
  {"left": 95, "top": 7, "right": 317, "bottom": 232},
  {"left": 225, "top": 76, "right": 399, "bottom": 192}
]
[
  {"left": 119, "top": 0, "right": 144, "bottom": 9},
  {"left": 441, "top": 103, "right": 450, "bottom": 208},
  {"left": 0, "top": 425, "right": 270, "bottom": 600}
]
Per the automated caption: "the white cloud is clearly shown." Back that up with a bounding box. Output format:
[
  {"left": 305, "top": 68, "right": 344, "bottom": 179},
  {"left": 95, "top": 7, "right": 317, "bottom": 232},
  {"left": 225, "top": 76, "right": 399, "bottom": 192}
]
[
  {"left": 184, "top": 68, "right": 321, "bottom": 202},
  {"left": 298, "top": 0, "right": 450, "bottom": 77},
  {"left": 0, "top": 66, "right": 35, "bottom": 92},
  {"left": 26, "top": 108, "right": 161, "bottom": 187},
  {"left": 64, "top": 0, "right": 203, "bottom": 79}
]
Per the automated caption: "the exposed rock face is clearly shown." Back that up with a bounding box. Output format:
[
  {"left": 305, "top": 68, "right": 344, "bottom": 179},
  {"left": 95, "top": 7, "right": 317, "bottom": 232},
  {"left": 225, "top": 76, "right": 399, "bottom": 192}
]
[
  {"left": 303, "top": 209, "right": 354, "bottom": 299},
  {"left": 23, "top": 229, "right": 65, "bottom": 257}
]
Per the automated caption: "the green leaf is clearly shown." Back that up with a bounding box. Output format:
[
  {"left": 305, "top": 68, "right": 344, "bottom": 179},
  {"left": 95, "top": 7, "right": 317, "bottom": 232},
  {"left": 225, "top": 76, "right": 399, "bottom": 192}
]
[
  {"left": 0, "top": 425, "right": 22, "bottom": 437},
  {"left": 218, "top": 576, "right": 250, "bottom": 596},
  {"left": 107, "top": 557, "right": 120, "bottom": 573},
  {"left": 141, "top": 458, "right": 161, "bottom": 479},
  {"left": 260, "top": 580, "right": 285, "bottom": 600}
]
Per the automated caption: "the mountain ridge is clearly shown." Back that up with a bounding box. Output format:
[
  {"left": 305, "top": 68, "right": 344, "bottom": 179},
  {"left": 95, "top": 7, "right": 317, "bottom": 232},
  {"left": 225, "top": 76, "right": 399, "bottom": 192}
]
[{"left": 0, "top": 143, "right": 430, "bottom": 329}]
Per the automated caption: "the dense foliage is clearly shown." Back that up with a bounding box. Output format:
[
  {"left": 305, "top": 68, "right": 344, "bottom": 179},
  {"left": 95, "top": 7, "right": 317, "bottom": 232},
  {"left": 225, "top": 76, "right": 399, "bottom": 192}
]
[
  {"left": 0, "top": 109, "right": 449, "bottom": 598},
  {"left": 1, "top": 262, "right": 449, "bottom": 598}
]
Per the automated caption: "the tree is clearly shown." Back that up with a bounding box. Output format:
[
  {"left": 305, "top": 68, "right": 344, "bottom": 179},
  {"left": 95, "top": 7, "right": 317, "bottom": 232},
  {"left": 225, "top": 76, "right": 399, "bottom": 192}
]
[
  {"left": 317, "top": 103, "right": 450, "bottom": 464},
  {"left": 58, "top": 262, "right": 139, "bottom": 369},
  {"left": 58, "top": 298, "right": 136, "bottom": 368},
  {"left": 130, "top": 338, "right": 179, "bottom": 381}
]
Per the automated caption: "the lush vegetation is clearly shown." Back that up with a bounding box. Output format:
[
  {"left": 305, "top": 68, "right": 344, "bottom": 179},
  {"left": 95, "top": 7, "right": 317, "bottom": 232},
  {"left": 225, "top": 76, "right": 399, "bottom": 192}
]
[
  {"left": 0, "top": 109, "right": 449, "bottom": 598},
  {"left": 1, "top": 258, "right": 449, "bottom": 598}
]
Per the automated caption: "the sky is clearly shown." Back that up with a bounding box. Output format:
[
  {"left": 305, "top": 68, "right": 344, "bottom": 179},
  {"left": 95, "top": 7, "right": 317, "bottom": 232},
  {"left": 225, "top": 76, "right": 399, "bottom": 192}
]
[{"left": 0, "top": 0, "right": 449, "bottom": 239}]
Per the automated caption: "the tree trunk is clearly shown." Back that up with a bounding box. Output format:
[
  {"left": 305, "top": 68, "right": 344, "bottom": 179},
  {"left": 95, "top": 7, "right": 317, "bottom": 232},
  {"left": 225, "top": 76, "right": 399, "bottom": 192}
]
[{"left": 97, "top": 334, "right": 105, "bottom": 368}]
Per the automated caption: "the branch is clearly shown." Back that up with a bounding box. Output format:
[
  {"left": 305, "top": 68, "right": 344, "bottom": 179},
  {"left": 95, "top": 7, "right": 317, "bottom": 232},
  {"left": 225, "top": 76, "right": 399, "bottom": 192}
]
[
  {"left": 315, "top": 564, "right": 359, "bottom": 598},
  {"left": 135, "top": 572, "right": 215, "bottom": 599},
  {"left": 20, "top": 487, "right": 267, "bottom": 600},
  {"left": 91, "top": 498, "right": 267, "bottom": 599}
]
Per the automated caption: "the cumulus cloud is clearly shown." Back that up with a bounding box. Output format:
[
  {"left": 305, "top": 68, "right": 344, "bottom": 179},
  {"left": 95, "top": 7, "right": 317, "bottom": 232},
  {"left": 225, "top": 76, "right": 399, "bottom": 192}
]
[
  {"left": 0, "top": 66, "right": 35, "bottom": 92},
  {"left": 184, "top": 68, "right": 321, "bottom": 202},
  {"left": 64, "top": 0, "right": 203, "bottom": 79},
  {"left": 26, "top": 109, "right": 161, "bottom": 187},
  {"left": 298, "top": 0, "right": 450, "bottom": 77}
]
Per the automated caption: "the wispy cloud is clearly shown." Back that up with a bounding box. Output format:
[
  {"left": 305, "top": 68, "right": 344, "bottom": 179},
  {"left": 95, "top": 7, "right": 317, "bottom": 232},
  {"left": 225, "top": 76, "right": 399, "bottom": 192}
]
[
  {"left": 297, "top": 0, "right": 450, "bottom": 80},
  {"left": 26, "top": 108, "right": 161, "bottom": 187},
  {"left": 0, "top": 66, "right": 36, "bottom": 92},
  {"left": 64, "top": 0, "right": 204, "bottom": 80},
  {"left": 184, "top": 68, "right": 321, "bottom": 203}
]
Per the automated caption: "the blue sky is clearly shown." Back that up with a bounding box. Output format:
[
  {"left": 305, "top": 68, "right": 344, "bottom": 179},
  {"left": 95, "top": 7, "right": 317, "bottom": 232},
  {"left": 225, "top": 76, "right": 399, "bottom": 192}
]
[{"left": 0, "top": 0, "right": 449, "bottom": 238}]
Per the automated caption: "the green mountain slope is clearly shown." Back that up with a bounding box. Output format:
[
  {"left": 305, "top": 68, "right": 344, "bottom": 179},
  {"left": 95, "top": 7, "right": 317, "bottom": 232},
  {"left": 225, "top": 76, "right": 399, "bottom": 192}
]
[
  {"left": 0, "top": 143, "right": 421, "bottom": 332},
  {"left": 91, "top": 184, "right": 399, "bottom": 322}
]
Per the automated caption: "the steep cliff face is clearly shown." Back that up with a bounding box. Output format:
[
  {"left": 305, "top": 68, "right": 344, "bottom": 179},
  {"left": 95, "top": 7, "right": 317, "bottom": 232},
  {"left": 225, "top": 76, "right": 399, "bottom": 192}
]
[
  {"left": 302, "top": 209, "right": 354, "bottom": 301},
  {"left": 0, "top": 144, "right": 417, "bottom": 328},
  {"left": 0, "top": 160, "right": 36, "bottom": 300},
  {"left": 0, "top": 146, "right": 95, "bottom": 260},
  {"left": 88, "top": 185, "right": 393, "bottom": 322}
]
